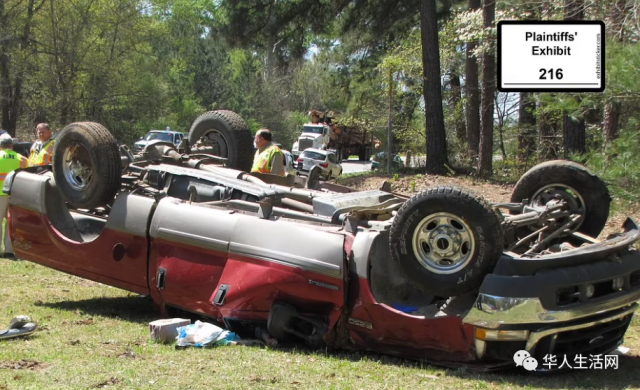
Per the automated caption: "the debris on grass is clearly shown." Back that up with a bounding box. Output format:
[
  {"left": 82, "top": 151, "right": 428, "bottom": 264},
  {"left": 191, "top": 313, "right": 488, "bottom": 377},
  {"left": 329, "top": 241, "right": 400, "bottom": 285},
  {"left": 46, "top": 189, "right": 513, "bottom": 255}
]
[
  {"left": 149, "top": 318, "right": 190, "bottom": 344},
  {"left": 116, "top": 347, "right": 136, "bottom": 359},
  {"left": 93, "top": 377, "right": 121, "bottom": 388},
  {"left": 176, "top": 320, "right": 239, "bottom": 348},
  {"left": 71, "top": 318, "right": 95, "bottom": 326},
  {"left": 0, "top": 359, "right": 48, "bottom": 370}
]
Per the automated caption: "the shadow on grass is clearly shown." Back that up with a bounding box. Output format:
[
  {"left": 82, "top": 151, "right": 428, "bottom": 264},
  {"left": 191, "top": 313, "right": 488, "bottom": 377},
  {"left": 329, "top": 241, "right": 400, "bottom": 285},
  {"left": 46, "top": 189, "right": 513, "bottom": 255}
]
[
  {"left": 36, "top": 296, "right": 158, "bottom": 324},
  {"left": 272, "top": 344, "right": 640, "bottom": 389}
]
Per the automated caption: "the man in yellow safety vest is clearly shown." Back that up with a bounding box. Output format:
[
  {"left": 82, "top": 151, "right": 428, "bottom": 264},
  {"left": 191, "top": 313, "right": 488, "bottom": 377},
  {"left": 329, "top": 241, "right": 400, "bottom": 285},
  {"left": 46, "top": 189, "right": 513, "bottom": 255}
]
[
  {"left": 251, "top": 129, "right": 285, "bottom": 176},
  {"left": 0, "top": 134, "right": 27, "bottom": 258},
  {"left": 27, "top": 123, "right": 55, "bottom": 167}
]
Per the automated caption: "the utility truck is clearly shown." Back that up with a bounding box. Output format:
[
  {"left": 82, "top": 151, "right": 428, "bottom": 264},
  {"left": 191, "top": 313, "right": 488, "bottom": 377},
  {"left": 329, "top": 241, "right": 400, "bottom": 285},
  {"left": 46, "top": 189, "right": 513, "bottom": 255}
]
[{"left": 292, "top": 110, "right": 377, "bottom": 161}]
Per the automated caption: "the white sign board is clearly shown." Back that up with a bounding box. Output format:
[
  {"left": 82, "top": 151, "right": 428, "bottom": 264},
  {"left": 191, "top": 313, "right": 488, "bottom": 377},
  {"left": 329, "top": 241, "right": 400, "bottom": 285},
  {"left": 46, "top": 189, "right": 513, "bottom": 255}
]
[{"left": 498, "top": 21, "right": 604, "bottom": 92}]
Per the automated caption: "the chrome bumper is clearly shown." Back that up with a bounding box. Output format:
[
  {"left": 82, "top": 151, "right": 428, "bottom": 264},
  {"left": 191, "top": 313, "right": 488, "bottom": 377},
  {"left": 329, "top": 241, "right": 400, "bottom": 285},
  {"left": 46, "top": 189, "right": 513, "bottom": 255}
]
[
  {"left": 525, "top": 303, "right": 637, "bottom": 350},
  {"left": 463, "top": 291, "right": 640, "bottom": 329}
]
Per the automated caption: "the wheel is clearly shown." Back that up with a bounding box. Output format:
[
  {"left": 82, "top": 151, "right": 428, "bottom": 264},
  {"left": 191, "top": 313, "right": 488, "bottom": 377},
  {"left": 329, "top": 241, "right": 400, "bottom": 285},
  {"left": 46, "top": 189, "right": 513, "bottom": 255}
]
[
  {"left": 326, "top": 171, "right": 332, "bottom": 181},
  {"left": 188, "top": 110, "right": 254, "bottom": 172},
  {"left": 389, "top": 187, "right": 504, "bottom": 297},
  {"left": 510, "top": 160, "right": 610, "bottom": 237},
  {"left": 52, "top": 122, "right": 121, "bottom": 209},
  {"left": 305, "top": 166, "right": 322, "bottom": 190},
  {"left": 338, "top": 169, "right": 342, "bottom": 177}
]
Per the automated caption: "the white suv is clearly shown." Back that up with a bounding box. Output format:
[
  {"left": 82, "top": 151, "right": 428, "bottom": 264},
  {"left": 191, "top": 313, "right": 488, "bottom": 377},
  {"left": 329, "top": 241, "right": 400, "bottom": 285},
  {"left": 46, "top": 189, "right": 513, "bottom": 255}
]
[{"left": 295, "top": 148, "right": 342, "bottom": 180}]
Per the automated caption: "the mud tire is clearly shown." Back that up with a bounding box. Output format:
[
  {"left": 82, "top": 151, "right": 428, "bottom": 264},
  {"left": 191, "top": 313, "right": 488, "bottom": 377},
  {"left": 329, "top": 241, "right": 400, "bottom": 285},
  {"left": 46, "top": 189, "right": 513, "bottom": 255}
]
[
  {"left": 188, "top": 110, "right": 254, "bottom": 173},
  {"left": 389, "top": 187, "right": 504, "bottom": 297},
  {"left": 52, "top": 122, "right": 121, "bottom": 209},
  {"left": 510, "top": 160, "right": 610, "bottom": 237}
]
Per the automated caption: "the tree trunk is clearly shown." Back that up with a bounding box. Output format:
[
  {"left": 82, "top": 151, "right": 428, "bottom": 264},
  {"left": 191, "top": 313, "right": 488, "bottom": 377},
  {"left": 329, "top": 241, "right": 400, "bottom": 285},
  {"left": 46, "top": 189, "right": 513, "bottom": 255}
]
[
  {"left": 448, "top": 70, "right": 466, "bottom": 143},
  {"left": 478, "top": 0, "right": 495, "bottom": 177},
  {"left": 603, "top": 101, "right": 620, "bottom": 142},
  {"left": 562, "top": 0, "right": 585, "bottom": 157},
  {"left": 465, "top": 0, "right": 481, "bottom": 159},
  {"left": 265, "top": 4, "right": 277, "bottom": 80},
  {"left": 538, "top": 99, "right": 557, "bottom": 161},
  {"left": 602, "top": 0, "right": 626, "bottom": 142},
  {"left": 0, "top": 0, "right": 12, "bottom": 134},
  {"left": 420, "top": 0, "right": 448, "bottom": 173},
  {"left": 563, "top": 113, "right": 586, "bottom": 157},
  {"left": 564, "top": 0, "right": 585, "bottom": 20},
  {"left": 0, "top": 0, "right": 41, "bottom": 136},
  {"left": 518, "top": 92, "right": 536, "bottom": 160}
]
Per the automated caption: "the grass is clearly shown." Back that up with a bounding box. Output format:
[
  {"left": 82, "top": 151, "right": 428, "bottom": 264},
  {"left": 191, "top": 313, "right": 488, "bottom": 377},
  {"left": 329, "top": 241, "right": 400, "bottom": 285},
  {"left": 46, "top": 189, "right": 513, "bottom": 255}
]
[{"left": 3, "top": 260, "right": 640, "bottom": 389}]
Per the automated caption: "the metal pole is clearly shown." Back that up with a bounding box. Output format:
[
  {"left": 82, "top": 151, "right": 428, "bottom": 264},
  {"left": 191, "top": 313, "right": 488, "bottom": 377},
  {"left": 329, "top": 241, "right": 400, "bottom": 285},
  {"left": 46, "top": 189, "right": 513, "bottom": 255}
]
[{"left": 387, "top": 67, "right": 393, "bottom": 174}]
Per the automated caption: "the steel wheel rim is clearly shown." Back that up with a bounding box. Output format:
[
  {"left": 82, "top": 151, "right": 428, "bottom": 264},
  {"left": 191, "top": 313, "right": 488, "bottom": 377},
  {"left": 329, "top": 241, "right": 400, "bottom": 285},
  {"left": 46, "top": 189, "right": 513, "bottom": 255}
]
[
  {"left": 411, "top": 212, "right": 476, "bottom": 275},
  {"left": 62, "top": 143, "right": 93, "bottom": 191},
  {"left": 530, "top": 183, "right": 586, "bottom": 231},
  {"left": 197, "top": 129, "right": 230, "bottom": 158}
]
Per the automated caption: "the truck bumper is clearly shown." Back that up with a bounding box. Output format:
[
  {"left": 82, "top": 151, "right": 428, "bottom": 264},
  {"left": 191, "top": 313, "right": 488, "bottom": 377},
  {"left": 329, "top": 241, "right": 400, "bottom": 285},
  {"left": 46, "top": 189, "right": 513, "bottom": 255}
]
[{"left": 463, "top": 221, "right": 640, "bottom": 363}]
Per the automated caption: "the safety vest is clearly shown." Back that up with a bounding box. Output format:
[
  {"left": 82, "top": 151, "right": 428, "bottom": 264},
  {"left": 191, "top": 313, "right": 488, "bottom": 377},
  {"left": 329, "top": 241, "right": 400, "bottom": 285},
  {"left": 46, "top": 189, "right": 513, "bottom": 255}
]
[
  {"left": 0, "top": 149, "right": 27, "bottom": 196},
  {"left": 251, "top": 144, "right": 285, "bottom": 176},
  {"left": 28, "top": 139, "right": 55, "bottom": 167}
]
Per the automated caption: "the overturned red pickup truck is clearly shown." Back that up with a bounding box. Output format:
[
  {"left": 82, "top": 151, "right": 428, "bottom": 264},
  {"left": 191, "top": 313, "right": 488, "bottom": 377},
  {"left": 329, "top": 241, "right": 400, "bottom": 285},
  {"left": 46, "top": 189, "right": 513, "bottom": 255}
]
[{"left": 5, "top": 110, "right": 640, "bottom": 371}]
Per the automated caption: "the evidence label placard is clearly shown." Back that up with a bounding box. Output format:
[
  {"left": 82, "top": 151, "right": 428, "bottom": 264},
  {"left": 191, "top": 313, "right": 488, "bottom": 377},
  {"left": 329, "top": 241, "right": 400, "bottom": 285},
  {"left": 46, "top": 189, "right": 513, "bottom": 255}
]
[{"left": 497, "top": 21, "right": 604, "bottom": 92}]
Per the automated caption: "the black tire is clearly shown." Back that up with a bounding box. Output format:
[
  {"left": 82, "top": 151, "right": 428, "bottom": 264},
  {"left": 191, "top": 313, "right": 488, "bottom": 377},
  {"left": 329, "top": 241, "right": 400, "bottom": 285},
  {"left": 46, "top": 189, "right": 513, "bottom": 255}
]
[
  {"left": 52, "top": 122, "right": 121, "bottom": 209},
  {"left": 188, "top": 110, "right": 254, "bottom": 172},
  {"left": 389, "top": 187, "right": 504, "bottom": 297},
  {"left": 306, "top": 166, "right": 322, "bottom": 190},
  {"left": 510, "top": 160, "right": 610, "bottom": 237}
]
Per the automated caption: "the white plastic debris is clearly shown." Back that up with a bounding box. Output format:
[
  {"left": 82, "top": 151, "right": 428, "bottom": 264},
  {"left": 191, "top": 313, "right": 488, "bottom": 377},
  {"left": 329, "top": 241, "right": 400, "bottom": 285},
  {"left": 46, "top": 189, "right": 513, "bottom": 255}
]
[{"left": 175, "top": 320, "right": 238, "bottom": 347}]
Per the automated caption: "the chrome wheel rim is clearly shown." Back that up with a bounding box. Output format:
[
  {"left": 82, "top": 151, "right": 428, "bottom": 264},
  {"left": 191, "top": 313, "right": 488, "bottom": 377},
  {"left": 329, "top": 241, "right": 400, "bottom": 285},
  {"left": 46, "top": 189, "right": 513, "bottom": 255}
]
[
  {"left": 411, "top": 212, "right": 476, "bottom": 274},
  {"left": 530, "top": 183, "right": 586, "bottom": 231},
  {"left": 62, "top": 143, "right": 93, "bottom": 191}
]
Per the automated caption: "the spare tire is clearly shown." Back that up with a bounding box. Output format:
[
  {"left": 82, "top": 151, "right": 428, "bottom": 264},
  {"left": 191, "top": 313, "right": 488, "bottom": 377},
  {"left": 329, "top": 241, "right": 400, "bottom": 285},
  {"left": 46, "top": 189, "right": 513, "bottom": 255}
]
[
  {"left": 389, "top": 187, "right": 504, "bottom": 297},
  {"left": 510, "top": 160, "right": 610, "bottom": 237},
  {"left": 188, "top": 110, "right": 254, "bottom": 172},
  {"left": 52, "top": 122, "right": 121, "bottom": 209}
]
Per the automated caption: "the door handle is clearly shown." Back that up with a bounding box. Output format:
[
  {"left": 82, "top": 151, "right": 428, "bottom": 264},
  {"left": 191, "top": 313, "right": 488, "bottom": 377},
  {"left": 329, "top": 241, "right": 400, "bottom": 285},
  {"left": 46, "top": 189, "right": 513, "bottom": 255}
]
[{"left": 157, "top": 268, "right": 167, "bottom": 290}]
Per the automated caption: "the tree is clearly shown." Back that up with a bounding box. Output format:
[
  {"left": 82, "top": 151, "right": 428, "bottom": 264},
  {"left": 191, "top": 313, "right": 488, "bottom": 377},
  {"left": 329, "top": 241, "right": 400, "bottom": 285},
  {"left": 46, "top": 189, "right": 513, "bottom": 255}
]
[
  {"left": 603, "top": 0, "right": 627, "bottom": 142},
  {"left": 517, "top": 92, "right": 536, "bottom": 161},
  {"left": 516, "top": 2, "right": 537, "bottom": 162},
  {"left": 448, "top": 69, "right": 466, "bottom": 143},
  {"left": 465, "top": 0, "right": 481, "bottom": 159},
  {"left": 421, "top": 0, "right": 448, "bottom": 173},
  {"left": 0, "top": 0, "right": 45, "bottom": 135},
  {"left": 478, "top": 0, "right": 495, "bottom": 176},
  {"left": 562, "top": 0, "right": 586, "bottom": 157}
]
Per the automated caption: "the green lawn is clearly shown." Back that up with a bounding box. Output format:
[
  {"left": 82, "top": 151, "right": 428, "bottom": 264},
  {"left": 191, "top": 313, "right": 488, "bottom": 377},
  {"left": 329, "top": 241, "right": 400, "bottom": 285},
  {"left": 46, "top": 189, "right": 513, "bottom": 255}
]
[{"left": 2, "top": 259, "right": 640, "bottom": 389}]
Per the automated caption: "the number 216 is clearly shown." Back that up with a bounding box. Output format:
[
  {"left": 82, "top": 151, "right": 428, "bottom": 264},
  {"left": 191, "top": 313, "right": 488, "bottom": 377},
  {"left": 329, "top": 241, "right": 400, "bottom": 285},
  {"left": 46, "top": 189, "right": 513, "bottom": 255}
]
[{"left": 540, "top": 68, "right": 563, "bottom": 80}]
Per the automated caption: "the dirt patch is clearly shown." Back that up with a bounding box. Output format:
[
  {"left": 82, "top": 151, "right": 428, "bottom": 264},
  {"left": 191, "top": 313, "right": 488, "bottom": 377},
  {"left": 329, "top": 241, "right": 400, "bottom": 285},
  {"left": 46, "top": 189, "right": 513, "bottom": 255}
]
[
  {"left": 339, "top": 173, "right": 640, "bottom": 239},
  {"left": 94, "top": 377, "right": 121, "bottom": 388},
  {"left": 339, "top": 173, "right": 513, "bottom": 203},
  {"left": 0, "top": 360, "right": 48, "bottom": 370},
  {"left": 116, "top": 347, "right": 137, "bottom": 359},
  {"left": 66, "top": 318, "right": 94, "bottom": 326}
]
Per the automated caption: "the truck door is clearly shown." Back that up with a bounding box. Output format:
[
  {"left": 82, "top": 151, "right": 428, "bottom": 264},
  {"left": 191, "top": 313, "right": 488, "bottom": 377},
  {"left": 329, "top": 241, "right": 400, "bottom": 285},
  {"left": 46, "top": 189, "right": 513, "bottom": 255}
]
[{"left": 148, "top": 198, "right": 238, "bottom": 315}]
